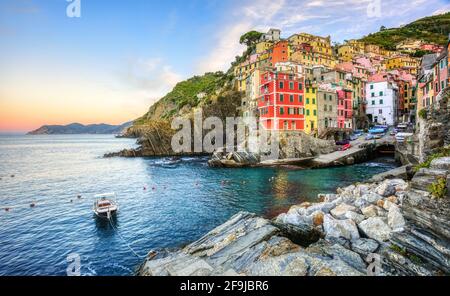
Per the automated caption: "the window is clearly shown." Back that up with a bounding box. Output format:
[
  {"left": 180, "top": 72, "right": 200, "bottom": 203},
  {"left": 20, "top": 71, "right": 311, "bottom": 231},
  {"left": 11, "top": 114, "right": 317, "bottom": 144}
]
[
  {"left": 289, "top": 82, "right": 294, "bottom": 90},
  {"left": 370, "top": 85, "right": 374, "bottom": 90},
  {"left": 372, "top": 100, "right": 375, "bottom": 105},
  {"left": 290, "top": 94, "right": 294, "bottom": 102},
  {"left": 306, "top": 87, "right": 310, "bottom": 93},
  {"left": 379, "top": 99, "right": 383, "bottom": 104},
  {"left": 329, "top": 95, "right": 332, "bottom": 101},
  {"left": 379, "top": 109, "right": 382, "bottom": 114},
  {"left": 329, "top": 105, "right": 332, "bottom": 112},
  {"left": 299, "top": 95, "right": 303, "bottom": 103},
  {"left": 379, "top": 91, "right": 383, "bottom": 96},
  {"left": 306, "top": 109, "right": 310, "bottom": 116},
  {"left": 313, "top": 110, "right": 317, "bottom": 116},
  {"left": 280, "top": 94, "right": 284, "bottom": 102},
  {"left": 280, "top": 107, "right": 284, "bottom": 115},
  {"left": 324, "top": 105, "right": 327, "bottom": 111},
  {"left": 298, "top": 83, "right": 303, "bottom": 90},
  {"left": 279, "top": 81, "right": 284, "bottom": 89},
  {"left": 312, "top": 88, "right": 316, "bottom": 94},
  {"left": 371, "top": 92, "right": 375, "bottom": 97},
  {"left": 312, "top": 98, "right": 316, "bottom": 104},
  {"left": 306, "top": 98, "right": 310, "bottom": 104},
  {"left": 288, "top": 108, "right": 294, "bottom": 115},
  {"left": 323, "top": 94, "right": 327, "bottom": 100}
]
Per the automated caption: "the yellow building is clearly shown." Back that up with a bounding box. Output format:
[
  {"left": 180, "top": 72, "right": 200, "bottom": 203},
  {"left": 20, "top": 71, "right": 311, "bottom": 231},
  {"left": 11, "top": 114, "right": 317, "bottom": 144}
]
[
  {"left": 338, "top": 45, "right": 355, "bottom": 62},
  {"left": 256, "top": 41, "right": 272, "bottom": 54},
  {"left": 365, "top": 44, "right": 380, "bottom": 55},
  {"left": 304, "top": 84, "right": 318, "bottom": 135},
  {"left": 383, "top": 55, "right": 419, "bottom": 75},
  {"left": 291, "top": 50, "right": 336, "bottom": 68},
  {"left": 338, "top": 40, "right": 365, "bottom": 62}
]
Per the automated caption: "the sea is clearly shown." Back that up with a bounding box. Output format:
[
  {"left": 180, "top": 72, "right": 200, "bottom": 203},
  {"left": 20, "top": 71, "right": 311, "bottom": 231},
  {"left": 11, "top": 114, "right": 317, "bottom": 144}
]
[{"left": 0, "top": 134, "right": 398, "bottom": 275}]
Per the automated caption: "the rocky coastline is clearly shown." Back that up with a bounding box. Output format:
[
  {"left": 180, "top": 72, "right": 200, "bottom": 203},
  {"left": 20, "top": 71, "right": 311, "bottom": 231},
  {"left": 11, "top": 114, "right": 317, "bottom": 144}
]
[{"left": 138, "top": 156, "right": 450, "bottom": 276}]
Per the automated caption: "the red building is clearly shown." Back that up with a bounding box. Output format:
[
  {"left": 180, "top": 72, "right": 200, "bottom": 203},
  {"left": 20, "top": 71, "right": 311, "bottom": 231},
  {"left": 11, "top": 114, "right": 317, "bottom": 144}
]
[
  {"left": 337, "top": 89, "right": 353, "bottom": 129},
  {"left": 258, "top": 70, "right": 305, "bottom": 131},
  {"left": 269, "top": 41, "right": 289, "bottom": 66}
]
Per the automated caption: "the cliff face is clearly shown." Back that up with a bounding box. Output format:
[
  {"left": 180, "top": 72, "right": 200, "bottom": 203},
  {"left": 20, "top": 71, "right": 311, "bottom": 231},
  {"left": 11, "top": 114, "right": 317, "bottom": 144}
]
[{"left": 111, "top": 72, "right": 244, "bottom": 157}]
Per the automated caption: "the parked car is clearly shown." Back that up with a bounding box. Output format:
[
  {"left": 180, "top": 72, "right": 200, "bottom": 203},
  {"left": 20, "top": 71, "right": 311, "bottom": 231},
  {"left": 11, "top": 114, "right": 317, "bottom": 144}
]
[
  {"left": 341, "top": 143, "right": 352, "bottom": 151},
  {"left": 349, "top": 134, "right": 360, "bottom": 141},
  {"left": 336, "top": 139, "right": 350, "bottom": 145}
]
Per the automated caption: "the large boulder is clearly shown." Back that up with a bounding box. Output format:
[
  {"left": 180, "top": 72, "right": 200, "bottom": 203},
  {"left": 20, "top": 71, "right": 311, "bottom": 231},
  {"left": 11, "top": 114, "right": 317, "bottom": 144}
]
[
  {"left": 351, "top": 238, "right": 379, "bottom": 258},
  {"left": 360, "top": 192, "right": 383, "bottom": 204},
  {"left": 323, "top": 214, "right": 360, "bottom": 241},
  {"left": 358, "top": 217, "right": 392, "bottom": 242},
  {"left": 330, "top": 204, "right": 357, "bottom": 219},
  {"left": 430, "top": 157, "right": 450, "bottom": 171},
  {"left": 387, "top": 206, "right": 406, "bottom": 231}
]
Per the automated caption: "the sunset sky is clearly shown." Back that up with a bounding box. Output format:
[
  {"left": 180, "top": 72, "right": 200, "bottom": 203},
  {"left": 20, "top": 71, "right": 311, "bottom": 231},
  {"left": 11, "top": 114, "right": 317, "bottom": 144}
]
[{"left": 1, "top": 0, "right": 449, "bottom": 132}]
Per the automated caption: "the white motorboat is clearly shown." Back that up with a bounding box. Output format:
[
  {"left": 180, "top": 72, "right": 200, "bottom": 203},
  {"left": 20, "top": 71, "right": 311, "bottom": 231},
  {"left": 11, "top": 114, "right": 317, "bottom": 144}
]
[{"left": 93, "top": 192, "right": 118, "bottom": 219}]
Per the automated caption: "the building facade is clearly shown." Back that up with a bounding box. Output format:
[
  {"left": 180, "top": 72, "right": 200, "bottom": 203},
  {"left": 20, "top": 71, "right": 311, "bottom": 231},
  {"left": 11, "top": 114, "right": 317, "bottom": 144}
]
[
  {"left": 258, "top": 69, "right": 305, "bottom": 131},
  {"left": 366, "top": 81, "right": 398, "bottom": 126}
]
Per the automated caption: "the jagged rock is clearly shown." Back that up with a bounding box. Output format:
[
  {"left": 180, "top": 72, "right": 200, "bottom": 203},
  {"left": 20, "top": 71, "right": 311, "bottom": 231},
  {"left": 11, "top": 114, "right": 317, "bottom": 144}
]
[
  {"left": 272, "top": 220, "right": 323, "bottom": 248},
  {"left": 323, "top": 214, "right": 360, "bottom": 241},
  {"left": 354, "top": 198, "right": 371, "bottom": 209},
  {"left": 353, "top": 184, "right": 370, "bottom": 197},
  {"left": 330, "top": 204, "right": 357, "bottom": 219},
  {"left": 382, "top": 200, "right": 396, "bottom": 211},
  {"left": 351, "top": 238, "right": 379, "bottom": 258},
  {"left": 305, "top": 240, "right": 366, "bottom": 274},
  {"left": 312, "top": 212, "right": 324, "bottom": 226},
  {"left": 361, "top": 205, "right": 378, "bottom": 218},
  {"left": 430, "top": 157, "right": 450, "bottom": 171},
  {"left": 358, "top": 217, "right": 392, "bottom": 242},
  {"left": 387, "top": 196, "right": 398, "bottom": 204},
  {"left": 360, "top": 192, "right": 383, "bottom": 204},
  {"left": 376, "top": 181, "right": 396, "bottom": 197},
  {"left": 387, "top": 206, "right": 406, "bottom": 231},
  {"left": 344, "top": 211, "right": 366, "bottom": 224},
  {"left": 411, "top": 168, "right": 447, "bottom": 190}
]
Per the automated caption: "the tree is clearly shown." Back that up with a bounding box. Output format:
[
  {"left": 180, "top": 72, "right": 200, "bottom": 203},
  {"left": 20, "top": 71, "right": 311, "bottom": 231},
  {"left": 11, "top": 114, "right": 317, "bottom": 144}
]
[
  {"left": 239, "top": 31, "right": 263, "bottom": 47},
  {"left": 380, "top": 26, "right": 387, "bottom": 31}
]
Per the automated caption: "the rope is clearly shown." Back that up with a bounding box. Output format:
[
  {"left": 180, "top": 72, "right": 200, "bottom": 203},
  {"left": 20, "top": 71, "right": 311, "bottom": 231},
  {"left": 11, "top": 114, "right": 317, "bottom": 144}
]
[{"left": 107, "top": 215, "right": 146, "bottom": 259}]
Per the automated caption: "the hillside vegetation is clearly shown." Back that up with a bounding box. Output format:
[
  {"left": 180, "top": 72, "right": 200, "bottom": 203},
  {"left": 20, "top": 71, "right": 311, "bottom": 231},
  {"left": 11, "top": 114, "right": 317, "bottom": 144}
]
[
  {"left": 359, "top": 12, "right": 450, "bottom": 50},
  {"left": 134, "top": 71, "right": 236, "bottom": 126}
]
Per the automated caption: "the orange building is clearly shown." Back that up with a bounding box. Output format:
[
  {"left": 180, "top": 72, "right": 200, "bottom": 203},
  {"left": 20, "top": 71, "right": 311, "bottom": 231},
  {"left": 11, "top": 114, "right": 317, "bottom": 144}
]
[{"left": 269, "top": 41, "right": 289, "bottom": 66}]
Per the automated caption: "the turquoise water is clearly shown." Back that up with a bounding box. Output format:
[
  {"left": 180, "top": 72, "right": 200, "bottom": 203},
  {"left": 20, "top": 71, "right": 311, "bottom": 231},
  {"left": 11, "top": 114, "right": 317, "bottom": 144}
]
[{"left": 0, "top": 135, "right": 398, "bottom": 275}]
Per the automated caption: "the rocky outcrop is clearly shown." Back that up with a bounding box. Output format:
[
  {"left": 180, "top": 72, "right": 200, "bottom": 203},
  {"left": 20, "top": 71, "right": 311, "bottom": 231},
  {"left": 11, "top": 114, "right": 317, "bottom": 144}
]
[
  {"left": 139, "top": 157, "right": 450, "bottom": 276},
  {"left": 139, "top": 212, "right": 364, "bottom": 276},
  {"left": 417, "top": 93, "right": 450, "bottom": 162},
  {"left": 208, "top": 132, "right": 336, "bottom": 168}
]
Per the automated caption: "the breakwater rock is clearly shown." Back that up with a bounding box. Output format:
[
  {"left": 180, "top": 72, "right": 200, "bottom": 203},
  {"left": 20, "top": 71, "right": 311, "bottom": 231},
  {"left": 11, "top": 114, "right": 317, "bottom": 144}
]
[{"left": 139, "top": 157, "right": 450, "bottom": 276}]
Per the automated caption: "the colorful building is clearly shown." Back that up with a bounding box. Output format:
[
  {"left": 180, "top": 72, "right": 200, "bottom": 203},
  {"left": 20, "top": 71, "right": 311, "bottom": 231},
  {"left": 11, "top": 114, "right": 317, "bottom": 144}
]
[
  {"left": 317, "top": 86, "right": 338, "bottom": 133},
  {"left": 366, "top": 76, "right": 398, "bottom": 126},
  {"left": 383, "top": 55, "right": 419, "bottom": 75},
  {"left": 304, "top": 82, "right": 318, "bottom": 135},
  {"left": 337, "top": 89, "right": 353, "bottom": 129},
  {"left": 258, "top": 69, "right": 305, "bottom": 131},
  {"left": 269, "top": 41, "right": 289, "bottom": 66}
]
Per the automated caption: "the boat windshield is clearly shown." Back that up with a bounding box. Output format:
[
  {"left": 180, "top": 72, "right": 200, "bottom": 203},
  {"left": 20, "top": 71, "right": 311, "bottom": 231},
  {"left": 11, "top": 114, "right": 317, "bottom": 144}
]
[{"left": 98, "top": 201, "right": 112, "bottom": 207}]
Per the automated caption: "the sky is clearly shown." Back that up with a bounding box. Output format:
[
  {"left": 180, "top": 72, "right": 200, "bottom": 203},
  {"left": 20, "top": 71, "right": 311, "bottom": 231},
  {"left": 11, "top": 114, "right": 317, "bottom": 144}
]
[{"left": 0, "top": 0, "right": 449, "bottom": 132}]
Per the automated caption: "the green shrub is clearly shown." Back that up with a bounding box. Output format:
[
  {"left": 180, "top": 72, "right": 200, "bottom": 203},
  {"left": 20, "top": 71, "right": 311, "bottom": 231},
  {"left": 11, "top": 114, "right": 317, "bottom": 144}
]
[
  {"left": 414, "top": 146, "right": 450, "bottom": 171},
  {"left": 418, "top": 109, "right": 427, "bottom": 119},
  {"left": 428, "top": 177, "right": 447, "bottom": 199},
  {"left": 390, "top": 244, "right": 423, "bottom": 264}
]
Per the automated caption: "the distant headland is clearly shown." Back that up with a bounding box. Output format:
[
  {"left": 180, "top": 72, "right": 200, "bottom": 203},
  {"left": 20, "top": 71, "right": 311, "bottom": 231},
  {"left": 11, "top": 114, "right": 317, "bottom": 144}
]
[{"left": 27, "top": 121, "right": 132, "bottom": 135}]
